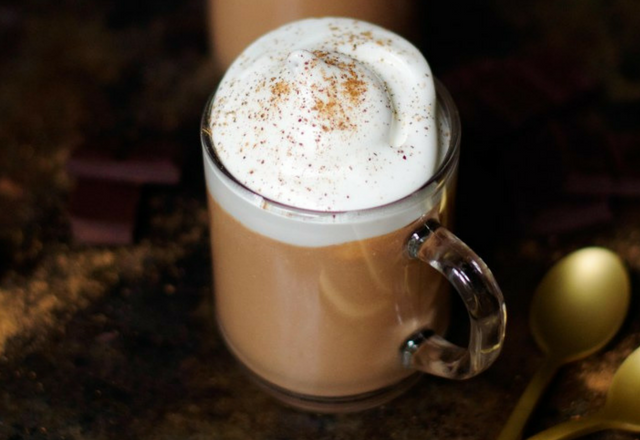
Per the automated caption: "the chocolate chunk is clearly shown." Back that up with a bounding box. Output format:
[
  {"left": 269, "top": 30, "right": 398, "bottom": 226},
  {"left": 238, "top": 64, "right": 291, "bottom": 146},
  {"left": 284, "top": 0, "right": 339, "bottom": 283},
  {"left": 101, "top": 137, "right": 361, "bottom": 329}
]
[
  {"left": 564, "top": 174, "right": 614, "bottom": 197},
  {"left": 502, "top": 121, "right": 567, "bottom": 199},
  {"left": 65, "top": 142, "right": 183, "bottom": 244},
  {"left": 68, "top": 178, "right": 140, "bottom": 245},
  {"left": 441, "top": 50, "right": 597, "bottom": 137},
  {"left": 510, "top": 49, "right": 596, "bottom": 105},
  {"left": 473, "top": 58, "right": 551, "bottom": 129},
  {"left": 554, "top": 113, "right": 640, "bottom": 198},
  {"left": 67, "top": 147, "right": 181, "bottom": 185}
]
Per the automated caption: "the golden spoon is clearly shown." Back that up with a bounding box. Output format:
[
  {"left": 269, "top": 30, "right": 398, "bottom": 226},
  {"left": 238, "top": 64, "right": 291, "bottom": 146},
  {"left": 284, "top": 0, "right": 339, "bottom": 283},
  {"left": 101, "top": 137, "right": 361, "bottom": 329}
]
[
  {"left": 526, "top": 345, "right": 640, "bottom": 440},
  {"left": 497, "top": 247, "right": 631, "bottom": 440}
]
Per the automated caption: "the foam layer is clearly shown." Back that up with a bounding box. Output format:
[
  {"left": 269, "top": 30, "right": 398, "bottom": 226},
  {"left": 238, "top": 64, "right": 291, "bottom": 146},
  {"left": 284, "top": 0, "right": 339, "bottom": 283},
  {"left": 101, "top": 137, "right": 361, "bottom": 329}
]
[
  {"left": 207, "top": 17, "right": 438, "bottom": 211},
  {"left": 202, "top": 105, "right": 451, "bottom": 247}
]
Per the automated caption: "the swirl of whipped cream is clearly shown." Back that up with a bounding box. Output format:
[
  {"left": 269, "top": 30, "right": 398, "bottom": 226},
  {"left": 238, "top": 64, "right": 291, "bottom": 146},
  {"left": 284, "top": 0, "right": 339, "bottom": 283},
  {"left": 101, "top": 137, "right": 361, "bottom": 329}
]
[{"left": 209, "top": 17, "right": 438, "bottom": 211}]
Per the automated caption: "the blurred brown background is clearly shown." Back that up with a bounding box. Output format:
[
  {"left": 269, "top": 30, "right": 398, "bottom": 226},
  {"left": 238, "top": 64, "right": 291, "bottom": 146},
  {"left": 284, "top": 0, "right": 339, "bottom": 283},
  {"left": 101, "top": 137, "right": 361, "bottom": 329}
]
[{"left": 1, "top": 1, "right": 640, "bottom": 439}]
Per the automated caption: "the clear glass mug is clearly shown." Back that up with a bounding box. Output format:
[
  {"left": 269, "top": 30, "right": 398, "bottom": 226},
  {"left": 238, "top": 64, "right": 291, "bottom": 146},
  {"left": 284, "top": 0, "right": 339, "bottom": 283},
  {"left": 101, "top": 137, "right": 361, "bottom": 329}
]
[{"left": 201, "top": 81, "right": 506, "bottom": 413}]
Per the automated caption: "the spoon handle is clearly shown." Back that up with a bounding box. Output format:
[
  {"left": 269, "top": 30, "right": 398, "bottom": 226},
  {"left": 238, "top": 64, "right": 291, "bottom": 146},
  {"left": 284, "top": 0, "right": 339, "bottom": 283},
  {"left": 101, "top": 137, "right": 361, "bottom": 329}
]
[{"left": 497, "top": 358, "right": 561, "bottom": 440}]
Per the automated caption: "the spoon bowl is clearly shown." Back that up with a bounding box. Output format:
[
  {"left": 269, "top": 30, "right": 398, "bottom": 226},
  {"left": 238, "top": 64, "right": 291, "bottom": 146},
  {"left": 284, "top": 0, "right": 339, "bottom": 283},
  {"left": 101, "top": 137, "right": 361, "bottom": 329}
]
[
  {"left": 498, "top": 247, "right": 631, "bottom": 440},
  {"left": 530, "top": 247, "right": 631, "bottom": 363}
]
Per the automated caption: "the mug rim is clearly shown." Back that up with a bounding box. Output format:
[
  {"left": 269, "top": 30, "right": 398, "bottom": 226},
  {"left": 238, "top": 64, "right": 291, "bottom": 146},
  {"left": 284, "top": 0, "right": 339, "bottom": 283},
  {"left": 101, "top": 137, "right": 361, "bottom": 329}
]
[{"left": 201, "top": 78, "right": 460, "bottom": 219}]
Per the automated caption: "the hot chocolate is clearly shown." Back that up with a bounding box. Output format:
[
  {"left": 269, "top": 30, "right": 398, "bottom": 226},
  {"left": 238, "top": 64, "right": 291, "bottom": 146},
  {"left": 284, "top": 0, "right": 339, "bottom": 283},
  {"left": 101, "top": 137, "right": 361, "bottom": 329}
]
[
  {"left": 207, "top": 0, "right": 417, "bottom": 71},
  {"left": 206, "top": 187, "right": 452, "bottom": 398},
  {"left": 202, "top": 17, "right": 505, "bottom": 412}
]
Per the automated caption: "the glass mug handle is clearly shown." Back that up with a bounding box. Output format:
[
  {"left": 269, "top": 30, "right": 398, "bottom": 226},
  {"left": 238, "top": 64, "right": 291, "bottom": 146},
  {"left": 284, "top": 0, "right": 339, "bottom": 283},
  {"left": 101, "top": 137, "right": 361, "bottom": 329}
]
[{"left": 402, "top": 219, "right": 506, "bottom": 380}]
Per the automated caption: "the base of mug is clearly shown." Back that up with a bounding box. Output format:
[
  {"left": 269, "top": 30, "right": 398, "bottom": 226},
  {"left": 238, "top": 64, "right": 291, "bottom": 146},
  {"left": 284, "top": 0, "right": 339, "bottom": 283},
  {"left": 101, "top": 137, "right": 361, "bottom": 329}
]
[{"left": 244, "top": 367, "right": 422, "bottom": 413}]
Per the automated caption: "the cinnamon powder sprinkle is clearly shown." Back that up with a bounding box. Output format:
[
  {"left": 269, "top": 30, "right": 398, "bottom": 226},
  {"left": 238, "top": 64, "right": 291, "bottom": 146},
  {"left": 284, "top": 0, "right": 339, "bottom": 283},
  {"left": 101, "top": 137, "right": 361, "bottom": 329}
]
[
  {"left": 303, "top": 51, "right": 369, "bottom": 132},
  {"left": 270, "top": 80, "right": 291, "bottom": 98},
  {"left": 343, "top": 77, "right": 367, "bottom": 104}
]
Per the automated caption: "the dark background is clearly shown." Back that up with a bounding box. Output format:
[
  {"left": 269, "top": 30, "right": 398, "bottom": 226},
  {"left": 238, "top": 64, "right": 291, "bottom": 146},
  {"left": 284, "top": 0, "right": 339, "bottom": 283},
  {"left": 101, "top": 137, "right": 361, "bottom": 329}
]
[{"left": 1, "top": 1, "right": 640, "bottom": 439}]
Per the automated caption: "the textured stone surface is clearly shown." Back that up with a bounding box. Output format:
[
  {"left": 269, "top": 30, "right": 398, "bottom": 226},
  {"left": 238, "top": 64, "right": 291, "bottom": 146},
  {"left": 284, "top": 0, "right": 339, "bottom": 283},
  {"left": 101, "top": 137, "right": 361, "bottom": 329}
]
[{"left": 1, "top": 1, "right": 640, "bottom": 439}]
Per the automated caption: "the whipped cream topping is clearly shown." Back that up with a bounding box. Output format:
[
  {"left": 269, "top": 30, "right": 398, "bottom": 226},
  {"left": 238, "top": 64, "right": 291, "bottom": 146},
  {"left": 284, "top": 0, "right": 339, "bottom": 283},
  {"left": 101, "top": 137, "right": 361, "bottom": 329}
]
[{"left": 208, "top": 17, "right": 438, "bottom": 211}]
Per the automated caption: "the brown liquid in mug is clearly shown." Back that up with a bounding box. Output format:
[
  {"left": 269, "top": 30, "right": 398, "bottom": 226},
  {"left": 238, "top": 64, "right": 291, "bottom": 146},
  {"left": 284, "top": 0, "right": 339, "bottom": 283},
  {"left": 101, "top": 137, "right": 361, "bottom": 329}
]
[
  {"left": 208, "top": 194, "right": 452, "bottom": 397},
  {"left": 207, "top": 0, "right": 417, "bottom": 72}
]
